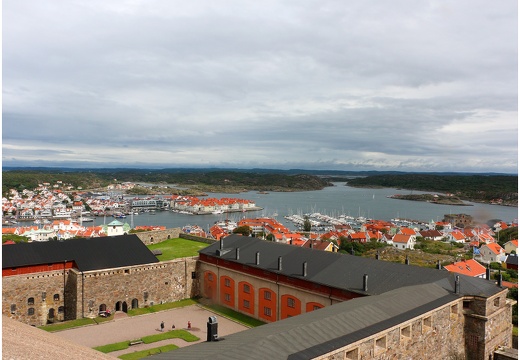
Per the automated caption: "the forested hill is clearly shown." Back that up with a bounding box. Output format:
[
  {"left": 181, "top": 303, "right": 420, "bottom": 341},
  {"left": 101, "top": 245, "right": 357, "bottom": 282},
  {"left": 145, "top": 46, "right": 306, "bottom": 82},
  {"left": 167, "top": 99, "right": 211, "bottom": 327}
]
[
  {"left": 1, "top": 169, "right": 332, "bottom": 196},
  {"left": 346, "top": 174, "right": 518, "bottom": 206}
]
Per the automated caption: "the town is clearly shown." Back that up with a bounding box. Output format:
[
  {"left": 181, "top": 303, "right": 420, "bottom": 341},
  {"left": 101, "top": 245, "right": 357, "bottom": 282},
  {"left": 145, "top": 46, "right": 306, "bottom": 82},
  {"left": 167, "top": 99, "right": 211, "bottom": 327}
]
[{"left": 2, "top": 179, "right": 518, "bottom": 360}]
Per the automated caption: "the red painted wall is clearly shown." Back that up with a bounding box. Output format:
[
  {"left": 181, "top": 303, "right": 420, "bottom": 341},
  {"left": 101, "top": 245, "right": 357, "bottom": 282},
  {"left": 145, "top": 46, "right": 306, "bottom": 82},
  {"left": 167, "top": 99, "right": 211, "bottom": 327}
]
[
  {"left": 237, "top": 281, "right": 255, "bottom": 315},
  {"left": 203, "top": 270, "right": 217, "bottom": 301},
  {"left": 3, "top": 261, "right": 74, "bottom": 277},
  {"left": 220, "top": 275, "right": 235, "bottom": 308},
  {"left": 281, "top": 294, "right": 301, "bottom": 319},
  {"left": 258, "top": 288, "right": 277, "bottom": 322}
]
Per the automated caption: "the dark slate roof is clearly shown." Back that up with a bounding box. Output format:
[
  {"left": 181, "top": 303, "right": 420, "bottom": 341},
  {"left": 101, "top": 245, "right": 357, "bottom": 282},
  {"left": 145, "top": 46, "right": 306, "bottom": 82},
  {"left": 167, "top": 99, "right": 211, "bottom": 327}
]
[
  {"left": 199, "top": 235, "right": 503, "bottom": 298},
  {"left": 2, "top": 235, "right": 159, "bottom": 271},
  {"left": 151, "top": 283, "right": 458, "bottom": 360},
  {"left": 506, "top": 254, "right": 518, "bottom": 266}
]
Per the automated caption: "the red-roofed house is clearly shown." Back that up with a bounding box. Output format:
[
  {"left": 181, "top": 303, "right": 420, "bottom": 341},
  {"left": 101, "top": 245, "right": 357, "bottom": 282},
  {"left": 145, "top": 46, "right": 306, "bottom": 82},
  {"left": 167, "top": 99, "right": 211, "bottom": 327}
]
[
  {"left": 301, "top": 240, "right": 338, "bottom": 252},
  {"left": 392, "top": 234, "right": 415, "bottom": 250},
  {"left": 444, "top": 259, "right": 486, "bottom": 278},
  {"left": 348, "top": 232, "right": 370, "bottom": 243},
  {"left": 399, "top": 228, "right": 418, "bottom": 236},
  {"left": 447, "top": 230, "right": 467, "bottom": 244},
  {"left": 479, "top": 243, "right": 506, "bottom": 264}
]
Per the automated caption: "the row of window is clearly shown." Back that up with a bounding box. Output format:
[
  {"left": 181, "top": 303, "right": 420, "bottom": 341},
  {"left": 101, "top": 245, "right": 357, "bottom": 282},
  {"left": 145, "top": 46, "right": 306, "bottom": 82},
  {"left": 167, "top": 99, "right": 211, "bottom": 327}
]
[
  {"left": 27, "top": 293, "right": 61, "bottom": 305},
  {"left": 11, "top": 305, "right": 64, "bottom": 315},
  {"left": 345, "top": 314, "right": 438, "bottom": 359}
]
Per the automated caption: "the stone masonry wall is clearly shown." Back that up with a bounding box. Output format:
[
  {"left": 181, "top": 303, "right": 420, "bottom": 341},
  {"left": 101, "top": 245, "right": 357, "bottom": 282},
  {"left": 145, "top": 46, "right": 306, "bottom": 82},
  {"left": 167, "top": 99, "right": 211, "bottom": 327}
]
[
  {"left": 317, "top": 300, "right": 466, "bottom": 360},
  {"left": 134, "top": 228, "right": 181, "bottom": 245},
  {"left": 3, "top": 270, "right": 68, "bottom": 326},
  {"left": 74, "top": 257, "right": 199, "bottom": 319}
]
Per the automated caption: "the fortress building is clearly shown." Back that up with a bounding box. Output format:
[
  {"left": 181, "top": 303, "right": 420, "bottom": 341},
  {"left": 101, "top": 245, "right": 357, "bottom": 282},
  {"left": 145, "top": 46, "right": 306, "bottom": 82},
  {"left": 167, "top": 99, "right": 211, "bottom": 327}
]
[{"left": 2, "top": 233, "right": 515, "bottom": 359}]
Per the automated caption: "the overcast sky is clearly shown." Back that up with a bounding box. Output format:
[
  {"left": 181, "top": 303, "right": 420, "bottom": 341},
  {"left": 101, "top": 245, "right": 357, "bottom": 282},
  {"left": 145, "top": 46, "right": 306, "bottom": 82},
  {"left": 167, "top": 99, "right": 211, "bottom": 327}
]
[{"left": 3, "top": 1, "right": 518, "bottom": 173}]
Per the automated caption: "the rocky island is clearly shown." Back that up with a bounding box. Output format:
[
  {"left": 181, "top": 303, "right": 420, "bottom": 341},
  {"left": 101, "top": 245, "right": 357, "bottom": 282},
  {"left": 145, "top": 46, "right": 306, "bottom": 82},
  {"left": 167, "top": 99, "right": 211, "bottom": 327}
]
[{"left": 387, "top": 193, "right": 471, "bottom": 206}]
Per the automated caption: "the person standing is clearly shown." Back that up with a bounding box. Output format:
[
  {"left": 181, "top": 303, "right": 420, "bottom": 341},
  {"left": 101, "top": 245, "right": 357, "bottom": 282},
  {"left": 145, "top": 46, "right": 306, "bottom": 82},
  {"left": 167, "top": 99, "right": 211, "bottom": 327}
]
[{"left": 160, "top": 321, "right": 164, "bottom": 332}]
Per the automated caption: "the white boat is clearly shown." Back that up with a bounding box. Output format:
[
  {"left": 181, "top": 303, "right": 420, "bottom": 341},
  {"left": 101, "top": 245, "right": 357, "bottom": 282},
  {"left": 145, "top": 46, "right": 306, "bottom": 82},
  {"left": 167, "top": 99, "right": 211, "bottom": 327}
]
[
  {"left": 212, "top": 210, "right": 224, "bottom": 215},
  {"left": 81, "top": 217, "right": 94, "bottom": 222}
]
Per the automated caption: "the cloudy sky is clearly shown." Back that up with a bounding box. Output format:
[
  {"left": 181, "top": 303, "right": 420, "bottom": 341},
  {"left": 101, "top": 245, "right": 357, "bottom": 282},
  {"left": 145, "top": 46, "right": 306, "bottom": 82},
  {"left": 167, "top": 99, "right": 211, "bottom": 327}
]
[{"left": 3, "top": 1, "right": 518, "bottom": 173}]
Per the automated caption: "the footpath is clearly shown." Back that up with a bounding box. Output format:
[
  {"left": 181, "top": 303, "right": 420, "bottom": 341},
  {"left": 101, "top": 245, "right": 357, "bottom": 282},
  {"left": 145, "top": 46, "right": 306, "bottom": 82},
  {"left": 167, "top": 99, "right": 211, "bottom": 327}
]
[{"left": 53, "top": 304, "right": 249, "bottom": 357}]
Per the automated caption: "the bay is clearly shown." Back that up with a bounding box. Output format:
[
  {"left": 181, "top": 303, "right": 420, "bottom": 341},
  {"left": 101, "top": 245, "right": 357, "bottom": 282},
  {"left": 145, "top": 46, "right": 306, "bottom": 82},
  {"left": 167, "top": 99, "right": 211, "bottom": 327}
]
[{"left": 87, "top": 183, "right": 517, "bottom": 232}]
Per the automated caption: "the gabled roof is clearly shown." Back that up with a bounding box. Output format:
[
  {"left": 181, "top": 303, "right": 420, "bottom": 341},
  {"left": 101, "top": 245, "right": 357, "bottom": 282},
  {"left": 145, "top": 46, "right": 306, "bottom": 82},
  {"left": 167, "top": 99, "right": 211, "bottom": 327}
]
[
  {"left": 392, "top": 234, "right": 411, "bottom": 243},
  {"left": 483, "top": 242, "right": 504, "bottom": 255},
  {"left": 201, "top": 235, "right": 501, "bottom": 297},
  {"left": 152, "top": 283, "right": 460, "bottom": 360},
  {"left": 444, "top": 259, "right": 486, "bottom": 277},
  {"left": 2, "top": 235, "right": 158, "bottom": 272}
]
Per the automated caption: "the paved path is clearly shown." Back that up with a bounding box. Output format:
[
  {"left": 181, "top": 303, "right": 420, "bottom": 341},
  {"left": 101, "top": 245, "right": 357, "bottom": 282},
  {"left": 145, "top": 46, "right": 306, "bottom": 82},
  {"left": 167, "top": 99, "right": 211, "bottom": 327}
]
[{"left": 54, "top": 305, "right": 248, "bottom": 357}]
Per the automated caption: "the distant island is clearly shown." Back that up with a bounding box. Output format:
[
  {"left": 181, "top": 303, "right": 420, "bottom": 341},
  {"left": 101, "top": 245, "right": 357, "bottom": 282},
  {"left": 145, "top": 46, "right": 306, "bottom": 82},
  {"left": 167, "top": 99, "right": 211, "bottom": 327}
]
[
  {"left": 346, "top": 174, "right": 517, "bottom": 207},
  {"left": 387, "top": 193, "right": 471, "bottom": 206}
]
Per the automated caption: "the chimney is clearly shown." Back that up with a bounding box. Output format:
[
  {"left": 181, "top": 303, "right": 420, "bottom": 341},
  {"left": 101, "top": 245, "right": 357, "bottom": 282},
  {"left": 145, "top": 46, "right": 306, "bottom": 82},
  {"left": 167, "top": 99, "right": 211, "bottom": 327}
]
[
  {"left": 236, "top": 248, "right": 240, "bottom": 260},
  {"left": 350, "top": 248, "right": 355, "bottom": 256},
  {"left": 310, "top": 241, "right": 313, "bottom": 249},
  {"left": 497, "top": 269, "right": 503, "bottom": 287},
  {"left": 255, "top": 252, "right": 260, "bottom": 265},
  {"left": 405, "top": 256, "right": 410, "bottom": 265},
  {"left": 455, "top": 275, "right": 460, "bottom": 294},
  {"left": 278, "top": 256, "right": 283, "bottom": 271},
  {"left": 375, "top": 251, "right": 380, "bottom": 260},
  {"left": 289, "top": 239, "right": 293, "bottom": 245},
  {"left": 436, "top": 260, "right": 441, "bottom": 270},
  {"left": 302, "top": 262, "right": 307, "bottom": 277},
  {"left": 363, "top": 274, "right": 368, "bottom": 292},
  {"left": 486, "top": 264, "right": 490, "bottom": 280},
  {"left": 220, "top": 238, "right": 224, "bottom": 250}
]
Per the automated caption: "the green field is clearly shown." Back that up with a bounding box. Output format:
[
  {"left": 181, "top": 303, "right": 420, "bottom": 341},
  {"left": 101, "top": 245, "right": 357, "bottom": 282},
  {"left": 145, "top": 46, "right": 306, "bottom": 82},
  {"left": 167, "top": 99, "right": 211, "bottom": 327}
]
[{"left": 147, "top": 238, "right": 209, "bottom": 261}]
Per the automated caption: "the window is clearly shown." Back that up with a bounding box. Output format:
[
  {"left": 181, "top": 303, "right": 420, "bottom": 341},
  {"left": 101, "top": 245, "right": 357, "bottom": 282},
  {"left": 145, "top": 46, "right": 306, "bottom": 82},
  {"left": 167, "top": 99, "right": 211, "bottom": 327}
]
[
  {"left": 28, "top": 308, "right": 35, "bottom": 316},
  {"left": 243, "top": 300, "right": 250, "bottom": 309},
  {"left": 191, "top": 271, "right": 197, "bottom": 279},
  {"left": 345, "top": 348, "right": 359, "bottom": 360},
  {"left": 243, "top": 284, "right": 250, "bottom": 294},
  {"left": 225, "top": 278, "right": 231, "bottom": 287},
  {"left": 28, "top": 297, "right": 34, "bottom": 305},
  {"left": 53, "top": 294, "right": 60, "bottom": 301},
  {"left": 494, "top": 297, "right": 500, "bottom": 307},
  {"left": 423, "top": 316, "right": 432, "bottom": 333},
  {"left": 58, "top": 306, "right": 64, "bottom": 314},
  {"left": 375, "top": 336, "right": 387, "bottom": 353},
  {"left": 401, "top": 325, "right": 411, "bottom": 341},
  {"left": 264, "top": 291, "right": 271, "bottom": 300},
  {"left": 313, "top": 305, "right": 321, "bottom": 311},
  {"left": 225, "top": 293, "right": 231, "bottom": 302},
  {"left": 451, "top": 304, "right": 458, "bottom": 315},
  {"left": 208, "top": 273, "right": 213, "bottom": 281},
  {"left": 10, "top": 304, "right": 16, "bottom": 314},
  {"left": 287, "top": 298, "right": 295, "bottom": 308},
  {"left": 42, "top": 292, "right": 46, "bottom": 301},
  {"left": 463, "top": 300, "right": 471, "bottom": 309},
  {"left": 263, "top": 307, "right": 272, "bottom": 317}
]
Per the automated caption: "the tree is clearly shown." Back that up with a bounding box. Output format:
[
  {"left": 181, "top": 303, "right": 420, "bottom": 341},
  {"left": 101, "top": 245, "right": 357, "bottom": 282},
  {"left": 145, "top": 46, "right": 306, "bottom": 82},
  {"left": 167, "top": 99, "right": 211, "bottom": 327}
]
[
  {"left": 233, "top": 226, "right": 251, "bottom": 236},
  {"left": 303, "top": 216, "right": 312, "bottom": 232}
]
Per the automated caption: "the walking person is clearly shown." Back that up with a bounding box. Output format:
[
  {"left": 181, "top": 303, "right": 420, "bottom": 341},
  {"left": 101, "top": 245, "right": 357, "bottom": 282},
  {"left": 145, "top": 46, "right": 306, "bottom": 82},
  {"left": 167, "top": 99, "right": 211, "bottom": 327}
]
[
  {"left": 160, "top": 321, "right": 164, "bottom": 332},
  {"left": 172, "top": 323, "right": 175, "bottom": 330}
]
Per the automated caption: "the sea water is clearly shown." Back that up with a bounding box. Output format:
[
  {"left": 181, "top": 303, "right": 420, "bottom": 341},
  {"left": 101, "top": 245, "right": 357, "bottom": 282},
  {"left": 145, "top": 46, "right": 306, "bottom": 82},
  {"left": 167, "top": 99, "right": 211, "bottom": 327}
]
[{"left": 90, "top": 183, "right": 517, "bottom": 231}]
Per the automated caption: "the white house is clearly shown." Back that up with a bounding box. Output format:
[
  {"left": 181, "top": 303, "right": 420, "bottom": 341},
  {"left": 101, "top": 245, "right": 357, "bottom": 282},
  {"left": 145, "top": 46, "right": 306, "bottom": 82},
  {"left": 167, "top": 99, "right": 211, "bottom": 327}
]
[
  {"left": 479, "top": 243, "right": 506, "bottom": 264},
  {"left": 392, "top": 234, "right": 415, "bottom": 250},
  {"left": 504, "top": 240, "right": 518, "bottom": 254}
]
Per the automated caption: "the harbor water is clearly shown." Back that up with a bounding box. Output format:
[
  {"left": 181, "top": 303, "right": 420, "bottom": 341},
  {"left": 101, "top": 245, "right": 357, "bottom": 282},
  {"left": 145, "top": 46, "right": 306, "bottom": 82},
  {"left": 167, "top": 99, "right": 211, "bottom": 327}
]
[{"left": 86, "top": 183, "right": 518, "bottom": 232}]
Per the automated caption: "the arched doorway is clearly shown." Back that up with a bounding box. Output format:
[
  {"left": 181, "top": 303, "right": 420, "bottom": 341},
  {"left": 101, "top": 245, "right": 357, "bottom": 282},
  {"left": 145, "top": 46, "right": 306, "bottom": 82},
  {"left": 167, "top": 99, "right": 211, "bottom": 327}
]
[
  {"left": 115, "top": 301, "right": 122, "bottom": 312},
  {"left": 122, "top": 301, "right": 128, "bottom": 313},
  {"left": 131, "top": 298, "right": 138, "bottom": 309},
  {"left": 47, "top": 308, "right": 55, "bottom": 323},
  {"left": 99, "top": 304, "right": 107, "bottom": 312}
]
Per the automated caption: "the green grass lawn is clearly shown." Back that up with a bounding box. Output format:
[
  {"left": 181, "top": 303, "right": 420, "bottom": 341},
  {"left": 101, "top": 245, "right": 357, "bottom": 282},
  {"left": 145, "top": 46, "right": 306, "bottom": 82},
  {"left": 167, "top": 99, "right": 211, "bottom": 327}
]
[
  {"left": 93, "top": 330, "right": 199, "bottom": 354},
  {"left": 199, "top": 303, "right": 266, "bottom": 328},
  {"left": 127, "top": 298, "right": 197, "bottom": 316},
  {"left": 147, "top": 238, "right": 209, "bottom": 261},
  {"left": 38, "top": 315, "right": 112, "bottom": 332},
  {"left": 118, "top": 344, "right": 179, "bottom": 360}
]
